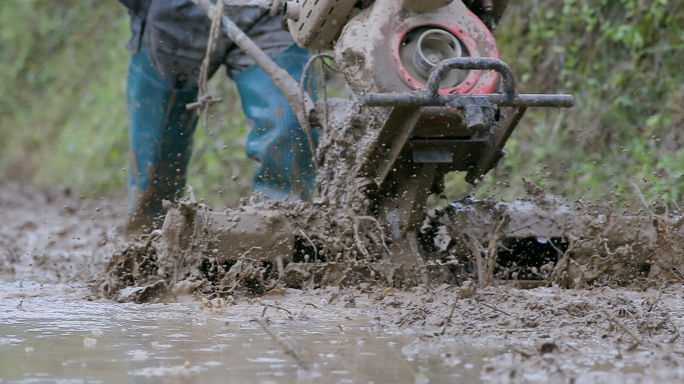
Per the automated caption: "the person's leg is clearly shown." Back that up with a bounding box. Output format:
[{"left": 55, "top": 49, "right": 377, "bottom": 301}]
[
  {"left": 125, "top": 45, "right": 199, "bottom": 237},
  {"left": 234, "top": 45, "right": 318, "bottom": 201},
  {"left": 126, "top": 0, "right": 228, "bottom": 237},
  {"left": 223, "top": 12, "right": 317, "bottom": 201}
]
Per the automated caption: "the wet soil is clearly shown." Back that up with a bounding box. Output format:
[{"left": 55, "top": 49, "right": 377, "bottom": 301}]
[
  {"left": 3, "top": 181, "right": 684, "bottom": 383},
  {"left": 1, "top": 286, "right": 492, "bottom": 383},
  {"left": 0, "top": 181, "right": 125, "bottom": 284}
]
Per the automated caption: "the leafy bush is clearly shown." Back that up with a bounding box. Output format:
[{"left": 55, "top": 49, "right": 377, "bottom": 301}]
[{"left": 446, "top": 0, "right": 684, "bottom": 212}]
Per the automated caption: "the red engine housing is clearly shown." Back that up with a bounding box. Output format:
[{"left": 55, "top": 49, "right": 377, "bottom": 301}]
[{"left": 335, "top": 0, "right": 500, "bottom": 96}]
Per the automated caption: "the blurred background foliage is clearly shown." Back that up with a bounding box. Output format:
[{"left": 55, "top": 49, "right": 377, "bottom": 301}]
[
  {"left": 454, "top": 0, "right": 684, "bottom": 213},
  {"left": 0, "top": 0, "right": 254, "bottom": 207},
  {"left": 1, "top": 0, "right": 683, "bottom": 212}
]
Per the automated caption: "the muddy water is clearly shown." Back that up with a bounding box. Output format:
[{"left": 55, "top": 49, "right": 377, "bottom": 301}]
[
  {"left": 5, "top": 183, "right": 684, "bottom": 383},
  {"left": 0, "top": 282, "right": 490, "bottom": 383}
]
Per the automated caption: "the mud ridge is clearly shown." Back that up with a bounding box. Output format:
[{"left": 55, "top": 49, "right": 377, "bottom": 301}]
[{"left": 95, "top": 179, "right": 684, "bottom": 303}]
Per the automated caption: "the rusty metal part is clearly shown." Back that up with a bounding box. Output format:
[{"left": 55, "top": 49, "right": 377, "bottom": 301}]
[
  {"left": 357, "top": 59, "right": 572, "bottom": 196},
  {"left": 465, "top": 107, "right": 527, "bottom": 183},
  {"left": 456, "top": 97, "right": 497, "bottom": 131},
  {"left": 411, "top": 107, "right": 482, "bottom": 138},
  {"left": 357, "top": 107, "right": 423, "bottom": 187},
  {"left": 363, "top": 93, "right": 574, "bottom": 108},
  {"left": 383, "top": 162, "right": 438, "bottom": 238},
  {"left": 335, "top": 0, "right": 500, "bottom": 96},
  {"left": 428, "top": 57, "right": 514, "bottom": 100},
  {"left": 363, "top": 58, "right": 574, "bottom": 109},
  {"left": 186, "top": 0, "right": 581, "bottom": 289},
  {"left": 402, "top": 27, "right": 468, "bottom": 88},
  {"left": 354, "top": 60, "right": 556, "bottom": 190}
]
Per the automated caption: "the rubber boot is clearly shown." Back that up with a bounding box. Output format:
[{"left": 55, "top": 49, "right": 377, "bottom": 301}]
[
  {"left": 235, "top": 45, "right": 318, "bottom": 201},
  {"left": 125, "top": 45, "right": 199, "bottom": 238}
]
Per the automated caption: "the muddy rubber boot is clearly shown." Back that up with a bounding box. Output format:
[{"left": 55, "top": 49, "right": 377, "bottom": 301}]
[
  {"left": 236, "top": 44, "right": 318, "bottom": 201},
  {"left": 125, "top": 45, "right": 199, "bottom": 239}
]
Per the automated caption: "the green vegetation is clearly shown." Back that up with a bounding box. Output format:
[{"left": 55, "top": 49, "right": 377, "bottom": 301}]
[
  {"left": 0, "top": 0, "right": 254, "bottom": 205},
  {"left": 450, "top": 0, "right": 684, "bottom": 212},
  {"left": 1, "top": 0, "right": 683, "bottom": 212}
]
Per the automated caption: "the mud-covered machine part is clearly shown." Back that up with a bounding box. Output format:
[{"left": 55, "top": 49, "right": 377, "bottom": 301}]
[
  {"left": 186, "top": 0, "right": 575, "bottom": 284},
  {"left": 315, "top": 0, "right": 572, "bottom": 268}
]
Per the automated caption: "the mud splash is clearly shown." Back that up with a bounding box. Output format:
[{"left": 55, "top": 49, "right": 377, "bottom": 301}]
[
  {"left": 0, "top": 181, "right": 125, "bottom": 284},
  {"left": 93, "top": 97, "right": 684, "bottom": 303},
  {"left": 4, "top": 181, "right": 684, "bottom": 382},
  {"left": 95, "top": 175, "right": 684, "bottom": 304}
]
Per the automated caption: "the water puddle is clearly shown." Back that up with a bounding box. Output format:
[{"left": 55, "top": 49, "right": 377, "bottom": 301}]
[{"left": 0, "top": 283, "right": 492, "bottom": 383}]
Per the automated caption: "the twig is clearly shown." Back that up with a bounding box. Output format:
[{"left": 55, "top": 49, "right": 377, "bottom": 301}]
[
  {"left": 332, "top": 340, "right": 358, "bottom": 355},
  {"left": 351, "top": 219, "right": 371, "bottom": 259},
  {"left": 398, "top": 303, "right": 426, "bottom": 328},
  {"left": 240, "top": 246, "right": 263, "bottom": 259},
  {"left": 261, "top": 304, "right": 293, "bottom": 317},
  {"left": 547, "top": 239, "right": 564, "bottom": 259},
  {"left": 485, "top": 214, "right": 507, "bottom": 285},
  {"left": 327, "top": 291, "right": 340, "bottom": 305},
  {"left": 439, "top": 296, "right": 459, "bottom": 335},
  {"left": 464, "top": 232, "right": 485, "bottom": 288},
  {"left": 253, "top": 317, "right": 309, "bottom": 370},
  {"left": 602, "top": 309, "right": 642, "bottom": 345},
  {"left": 298, "top": 229, "right": 318, "bottom": 262},
  {"left": 493, "top": 329, "right": 535, "bottom": 333},
  {"left": 648, "top": 284, "right": 665, "bottom": 312},
  {"left": 563, "top": 342, "right": 578, "bottom": 351},
  {"left": 356, "top": 216, "right": 392, "bottom": 256},
  {"left": 666, "top": 328, "right": 680, "bottom": 344},
  {"left": 189, "top": 0, "right": 315, "bottom": 138},
  {"left": 501, "top": 220, "right": 543, "bottom": 236},
  {"left": 630, "top": 181, "right": 653, "bottom": 216},
  {"left": 479, "top": 302, "right": 510, "bottom": 316},
  {"left": 549, "top": 235, "right": 586, "bottom": 286}
]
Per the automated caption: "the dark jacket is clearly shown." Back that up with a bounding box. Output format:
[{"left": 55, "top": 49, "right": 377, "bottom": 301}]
[{"left": 118, "top": 0, "right": 152, "bottom": 53}]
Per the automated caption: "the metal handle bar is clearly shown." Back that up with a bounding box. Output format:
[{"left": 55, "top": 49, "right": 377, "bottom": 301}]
[
  {"left": 363, "top": 57, "right": 573, "bottom": 109},
  {"left": 362, "top": 93, "right": 574, "bottom": 108},
  {"left": 426, "top": 57, "right": 515, "bottom": 103}
]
